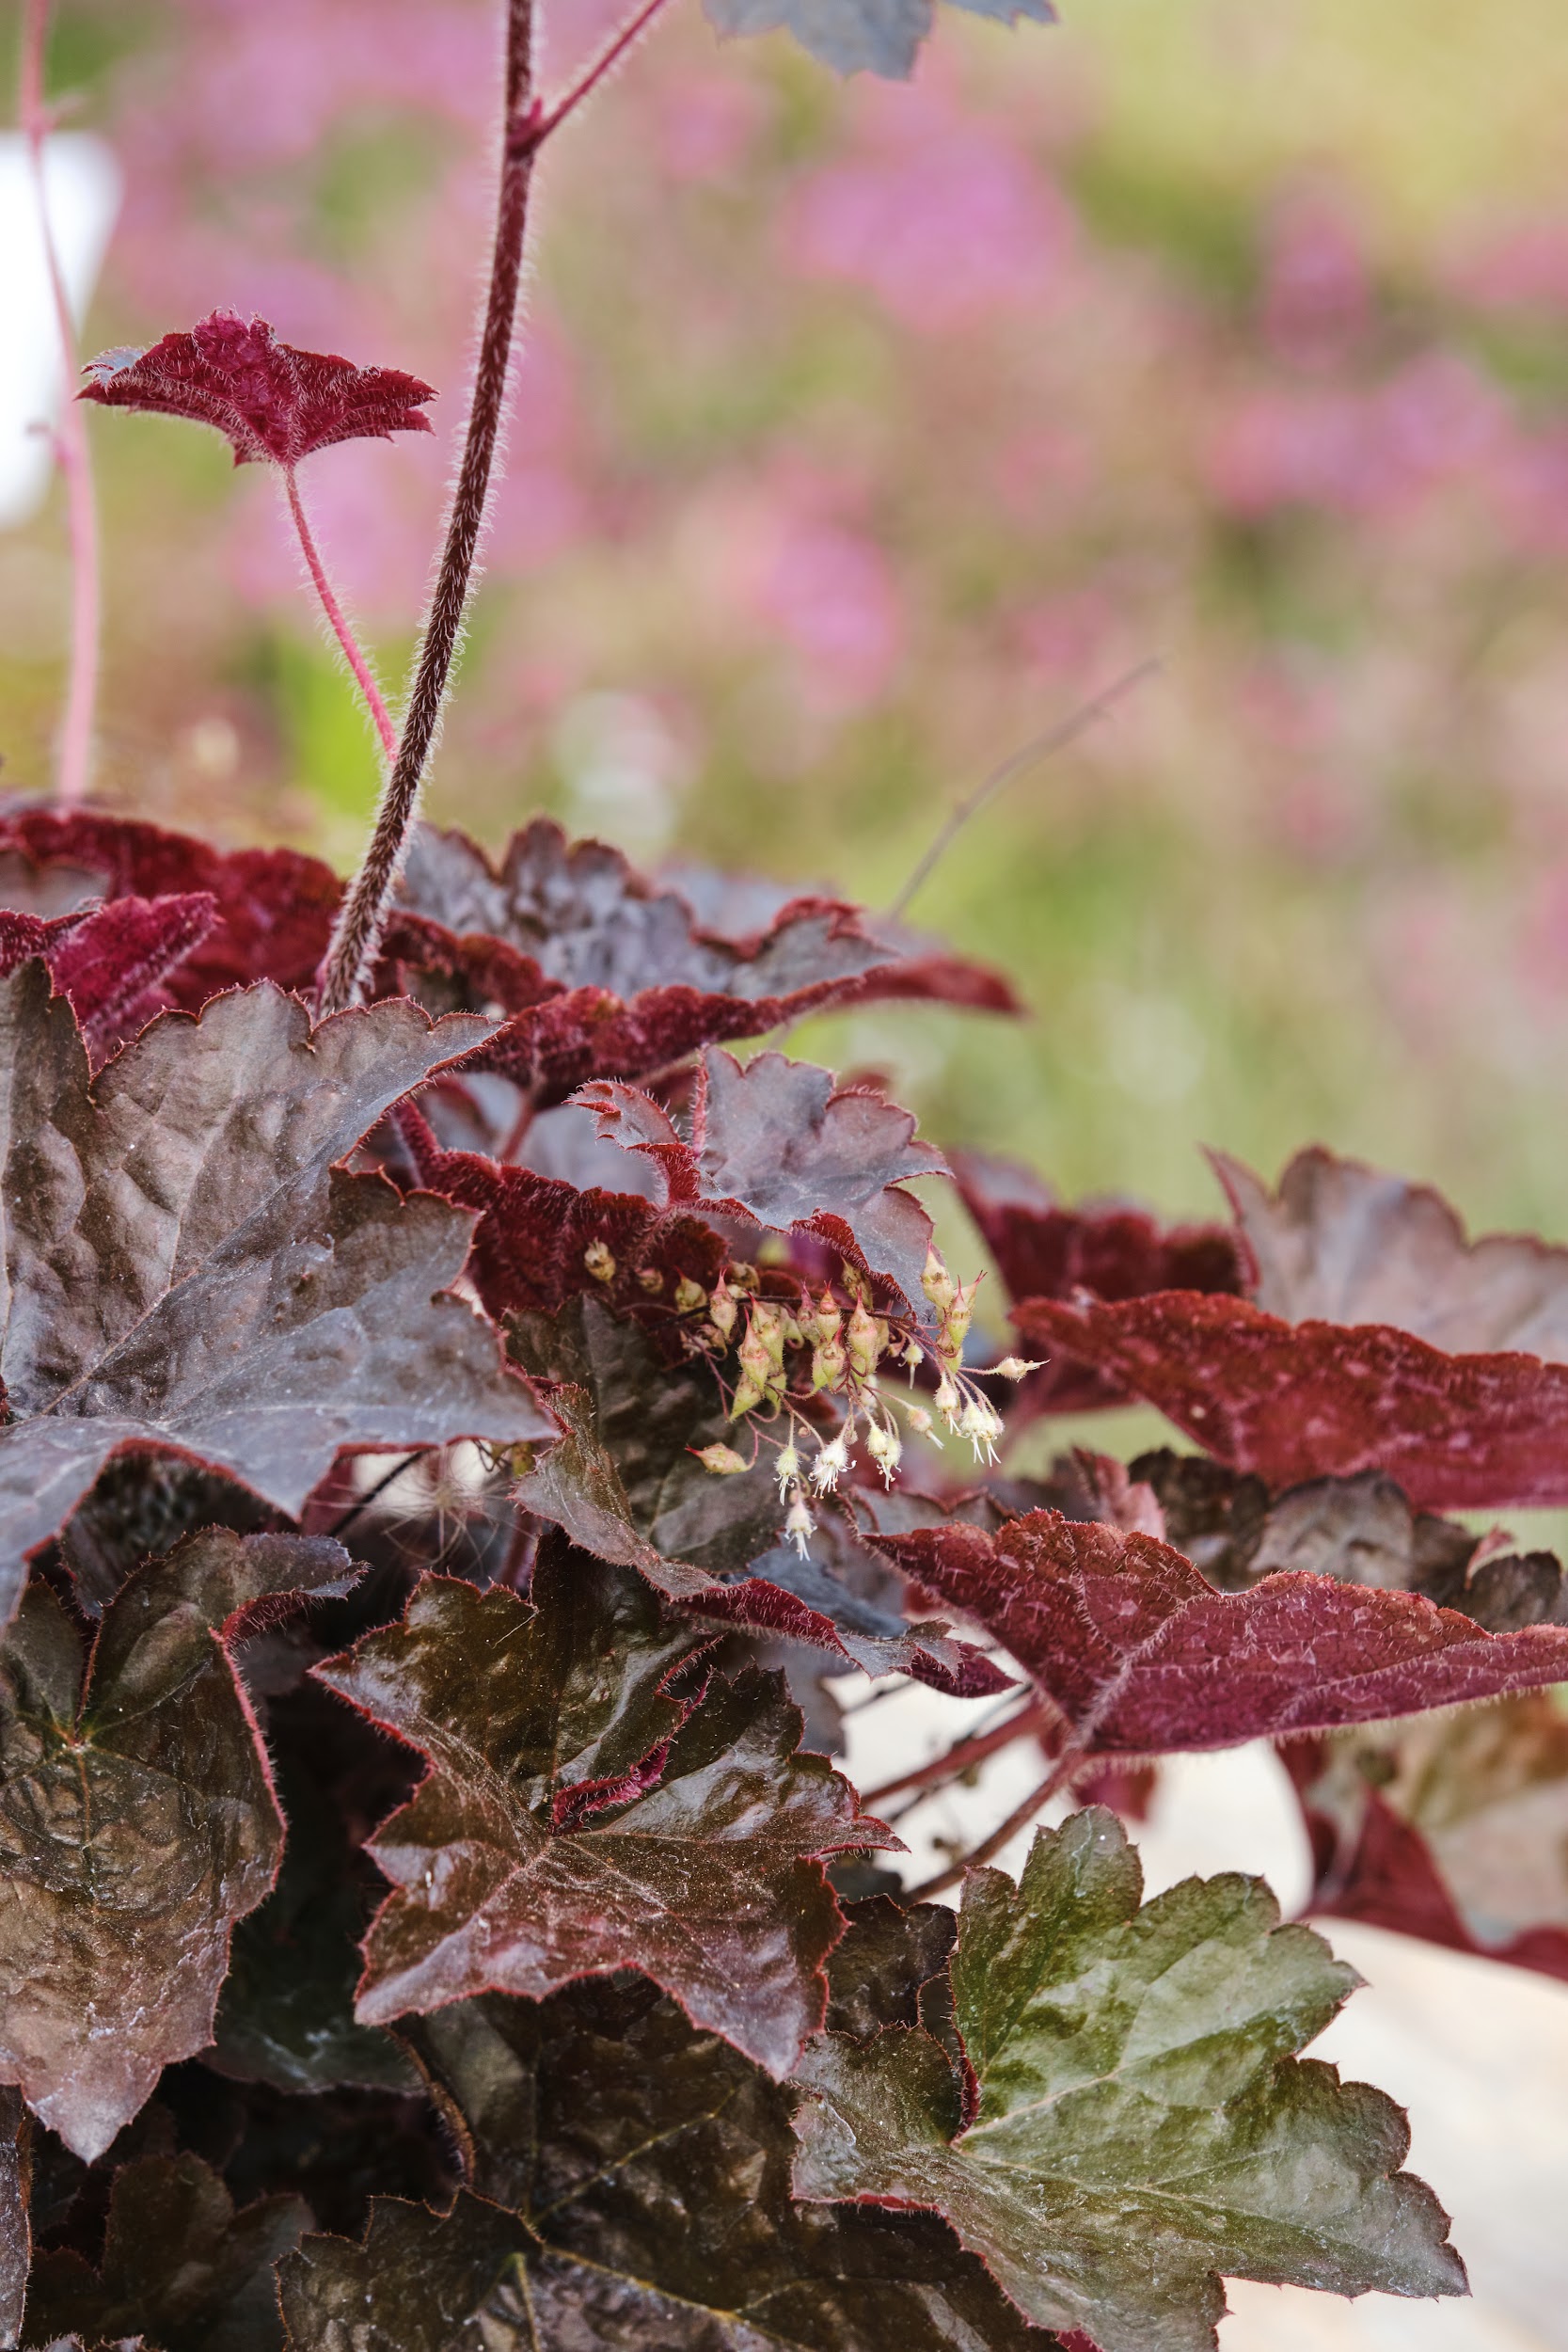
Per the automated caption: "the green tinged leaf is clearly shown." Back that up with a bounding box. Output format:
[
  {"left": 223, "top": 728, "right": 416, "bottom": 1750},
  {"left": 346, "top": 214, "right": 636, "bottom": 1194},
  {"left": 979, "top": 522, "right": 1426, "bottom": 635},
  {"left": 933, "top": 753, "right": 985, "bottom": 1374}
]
[
  {"left": 791, "top": 1809, "right": 1466, "bottom": 2352},
  {"left": 316, "top": 1550, "right": 897, "bottom": 2077},
  {"left": 399, "top": 1979, "right": 1058, "bottom": 2348},
  {"left": 0, "top": 1530, "right": 353, "bottom": 2160},
  {"left": 22, "top": 2151, "right": 307, "bottom": 2352},
  {"left": 277, "top": 2191, "right": 532, "bottom": 2351}
]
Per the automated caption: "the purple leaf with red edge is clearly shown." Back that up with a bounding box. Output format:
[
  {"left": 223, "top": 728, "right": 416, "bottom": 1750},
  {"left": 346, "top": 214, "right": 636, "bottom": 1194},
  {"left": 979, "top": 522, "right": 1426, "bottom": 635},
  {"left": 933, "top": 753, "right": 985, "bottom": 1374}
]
[
  {"left": 1014, "top": 1292, "right": 1568, "bottom": 1508},
  {"left": 1214, "top": 1145, "right": 1568, "bottom": 1356},
  {"left": 583, "top": 1045, "right": 945, "bottom": 1310},
  {"left": 868, "top": 1507, "right": 1568, "bottom": 1753},
  {"left": 0, "top": 973, "right": 549, "bottom": 1626},
  {"left": 954, "top": 1149, "right": 1243, "bottom": 1411},
  {"left": 1285, "top": 1698, "right": 1568, "bottom": 1987},
  {"left": 314, "top": 1550, "right": 898, "bottom": 2077},
  {"left": 81, "top": 310, "right": 436, "bottom": 469},
  {"left": 0, "top": 891, "right": 218, "bottom": 1064},
  {"left": 0, "top": 1529, "right": 355, "bottom": 2160}
]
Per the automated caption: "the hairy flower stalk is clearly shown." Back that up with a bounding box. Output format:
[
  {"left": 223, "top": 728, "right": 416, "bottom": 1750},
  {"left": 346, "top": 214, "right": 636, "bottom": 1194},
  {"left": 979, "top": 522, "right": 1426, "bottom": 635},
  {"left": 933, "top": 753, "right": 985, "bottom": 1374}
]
[
  {"left": 19, "top": 0, "right": 101, "bottom": 810},
  {"left": 317, "top": 0, "right": 674, "bottom": 1016}
]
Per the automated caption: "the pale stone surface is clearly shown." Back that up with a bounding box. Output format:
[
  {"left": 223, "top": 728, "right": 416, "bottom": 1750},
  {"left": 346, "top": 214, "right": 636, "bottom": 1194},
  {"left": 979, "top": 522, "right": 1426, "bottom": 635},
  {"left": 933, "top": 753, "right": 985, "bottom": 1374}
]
[{"left": 836, "top": 1688, "right": 1568, "bottom": 2351}]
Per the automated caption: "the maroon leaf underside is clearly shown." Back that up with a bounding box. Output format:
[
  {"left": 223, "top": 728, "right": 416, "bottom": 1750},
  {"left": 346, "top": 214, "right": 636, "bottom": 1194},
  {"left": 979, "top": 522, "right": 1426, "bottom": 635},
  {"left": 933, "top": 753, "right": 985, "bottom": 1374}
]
[
  {"left": 401, "top": 1114, "right": 728, "bottom": 1321},
  {"left": 81, "top": 309, "right": 436, "bottom": 468},
  {"left": 314, "top": 1559, "right": 897, "bottom": 2078},
  {"left": 869, "top": 1509, "right": 1568, "bottom": 1754},
  {"left": 0, "top": 893, "right": 219, "bottom": 1064},
  {"left": 954, "top": 1149, "right": 1244, "bottom": 1413},
  {"left": 1017, "top": 1291, "right": 1568, "bottom": 1508},
  {"left": 582, "top": 1046, "right": 945, "bottom": 1311}
]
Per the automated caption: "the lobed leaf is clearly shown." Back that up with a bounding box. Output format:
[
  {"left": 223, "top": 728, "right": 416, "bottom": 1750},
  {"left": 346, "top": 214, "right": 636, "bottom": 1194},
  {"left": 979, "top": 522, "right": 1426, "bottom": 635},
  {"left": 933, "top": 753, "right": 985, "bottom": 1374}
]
[
  {"left": 1016, "top": 1291, "right": 1568, "bottom": 1508},
  {"left": 397, "top": 1977, "right": 1058, "bottom": 2348},
  {"left": 703, "top": 0, "right": 1055, "bottom": 81},
  {"left": 0, "top": 973, "right": 549, "bottom": 1622},
  {"left": 81, "top": 310, "right": 436, "bottom": 469},
  {"left": 583, "top": 1044, "right": 945, "bottom": 1309},
  {"left": 1215, "top": 1146, "right": 1568, "bottom": 1356},
  {"left": 870, "top": 1507, "right": 1568, "bottom": 1752},
  {"left": 0, "top": 1530, "right": 354, "bottom": 2160},
  {"left": 792, "top": 1809, "right": 1465, "bottom": 2352},
  {"left": 315, "top": 1549, "right": 897, "bottom": 2077},
  {"left": 21, "top": 2152, "right": 308, "bottom": 2352}
]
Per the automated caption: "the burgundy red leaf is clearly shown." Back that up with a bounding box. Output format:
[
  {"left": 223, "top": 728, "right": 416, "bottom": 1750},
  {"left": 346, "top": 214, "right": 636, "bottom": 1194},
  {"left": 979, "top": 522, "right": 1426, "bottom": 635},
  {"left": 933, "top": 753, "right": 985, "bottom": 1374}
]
[
  {"left": 1016, "top": 1291, "right": 1568, "bottom": 1509},
  {"left": 868, "top": 1507, "right": 1568, "bottom": 1754},
  {"left": 0, "top": 890, "right": 218, "bottom": 1064},
  {"left": 81, "top": 310, "right": 436, "bottom": 469},
  {"left": 955, "top": 1148, "right": 1243, "bottom": 1410}
]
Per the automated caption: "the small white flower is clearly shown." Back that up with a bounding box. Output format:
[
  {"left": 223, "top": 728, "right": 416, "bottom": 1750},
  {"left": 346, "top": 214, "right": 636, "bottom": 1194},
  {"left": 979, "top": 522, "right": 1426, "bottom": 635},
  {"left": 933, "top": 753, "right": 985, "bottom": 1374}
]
[
  {"left": 810, "top": 1426, "right": 852, "bottom": 1494},
  {"left": 784, "top": 1489, "right": 814, "bottom": 1558},
  {"left": 901, "top": 1402, "right": 942, "bottom": 1446},
  {"left": 774, "top": 1440, "right": 801, "bottom": 1501},
  {"left": 990, "top": 1356, "right": 1045, "bottom": 1381},
  {"left": 865, "top": 1418, "right": 902, "bottom": 1487},
  {"left": 958, "top": 1395, "right": 1004, "bottom": 1466}
]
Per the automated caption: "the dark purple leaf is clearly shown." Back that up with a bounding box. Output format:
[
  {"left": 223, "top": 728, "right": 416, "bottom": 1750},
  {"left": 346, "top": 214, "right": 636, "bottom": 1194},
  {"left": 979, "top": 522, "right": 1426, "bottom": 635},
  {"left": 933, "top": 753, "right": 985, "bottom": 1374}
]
[
  {"left": 792, "top": 1809, "right": 1464, "bottom": 2352},
  {"left": 1215, "top": 1145, "right": 1568, "bottom": 1354},
  {"left": 398, "top": 1978, "right": 1057, "bottom": 2349},
  {"left": 314, "top": 1549, "right": 897, "bottom": 2077},
  {"left": 81, "top": 310, "right": 436, "bottom": 469},
  {"left": 0, "top": 972, "right": 549, "bottom": 1623},
  {"left": 953, "top": 1149, "right": 1243, "bottom": 1411},
  {"left": 0, "top": 2091, "right": 24, "bottom": 2352},
  {"left": 21, "top": 2152, "right": 308, "bottom": 2352},
  {"left": 510, "top": 1296, "right": 1009, "bottom": 1693},
  {"left": 0, "top": 1530, "right": 353, "bottom": 2160},
  {"left": 0, "top": 893, "right": 218, "bottom": 1065},
  {"left": 1016, "top": 1291, "right": 1568, "bottom": 1508},
  {"left": 583, "top": 1045, "right": 944, "bottom": 1309},
  {"left": 703, "top": 0, "right": 1054, "bottom": 82},
  {"left": 277, "top": 2191, "right": 532, "bottom": 2351},
  {"left": 869, "top": 1507, "right": 1568, "bottom": 1753}
]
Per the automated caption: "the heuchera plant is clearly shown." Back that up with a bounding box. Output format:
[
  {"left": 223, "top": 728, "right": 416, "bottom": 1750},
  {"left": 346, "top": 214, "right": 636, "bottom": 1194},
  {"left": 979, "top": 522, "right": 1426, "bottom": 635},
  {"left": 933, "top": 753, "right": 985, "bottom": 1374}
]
[{"left": 7, "top": 0, "right": 1566, "bottom": 2345}]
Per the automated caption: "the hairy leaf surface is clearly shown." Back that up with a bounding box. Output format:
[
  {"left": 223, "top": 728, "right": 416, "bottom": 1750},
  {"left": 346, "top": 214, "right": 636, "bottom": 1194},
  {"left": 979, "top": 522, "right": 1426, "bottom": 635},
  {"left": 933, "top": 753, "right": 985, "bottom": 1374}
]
[
  {"left": 82, "top": 310, "right": 436, "bottom": 468},
  {"left": 0, "top": 2091, "right": 23, "bottom": 2352},
  {"left": 401, "top": 1979, "right": 1057, "bottom": 2349},
  {"left": 0, "top": 896, "right": 217, "bottom": 1064},
  {"left": 21, "top": 2152, "right": 308, "bottom": 2352},
  {"left": 316, "top": 1552, "right": 896, "bottom": 2076},
  {"left": 1016, "top": 1292, "right": 1568, "bottom": 1507},
  {"left": 0, "top": 1530, "right": 353, "bottom": 2159},
  {"left": 793, "top": 1810, "right": 1464, "bottom": 2351},
  {"left": 0, "top": 973, "right": 548, "bottom": 1620},
  {"left": 871, "top": 1508, "right": 1568, "bottom": 1751},
  {"left": 584, "top": 1046, "right": 944, "bottom": 1308}
]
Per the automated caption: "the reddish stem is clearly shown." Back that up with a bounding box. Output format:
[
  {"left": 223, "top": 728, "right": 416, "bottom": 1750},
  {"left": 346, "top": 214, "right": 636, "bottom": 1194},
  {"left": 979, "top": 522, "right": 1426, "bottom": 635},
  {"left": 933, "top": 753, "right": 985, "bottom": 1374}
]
[
  {"left": 903, "top": 1735, "right": 1089, "bottom": 1903},
  {"left": 315, "top": 0, "right": 675, "bottom": 1018},
  {"left": 860, "top": 1698, "right": 1047, "bottom": 1806},
  {"left": 20, "top": 0, "right": 101, "bottom": 810},
  {"left": 283, "top": 466, "right": 399, "bottom": 761}
]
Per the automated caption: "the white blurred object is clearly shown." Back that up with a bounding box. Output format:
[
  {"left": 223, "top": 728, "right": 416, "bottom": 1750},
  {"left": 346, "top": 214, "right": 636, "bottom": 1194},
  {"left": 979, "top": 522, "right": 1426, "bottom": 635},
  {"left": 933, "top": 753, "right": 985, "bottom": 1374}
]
[
  {"left": 0, "top": 130, "right": 120, "bottom": 529},
  {"left": 551, "top": 690, "right": 689, "bottom": 859}
]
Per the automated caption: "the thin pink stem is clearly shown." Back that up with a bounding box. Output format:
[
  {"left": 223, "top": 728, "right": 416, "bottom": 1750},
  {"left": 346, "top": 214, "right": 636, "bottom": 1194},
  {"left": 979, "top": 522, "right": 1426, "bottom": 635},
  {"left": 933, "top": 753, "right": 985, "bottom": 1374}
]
[
  {"left": 21, "top": 0, "right": 100, "bottom": 810},
  {"left": 284, "top": 467, "right": 399, "bottom": 761}
]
